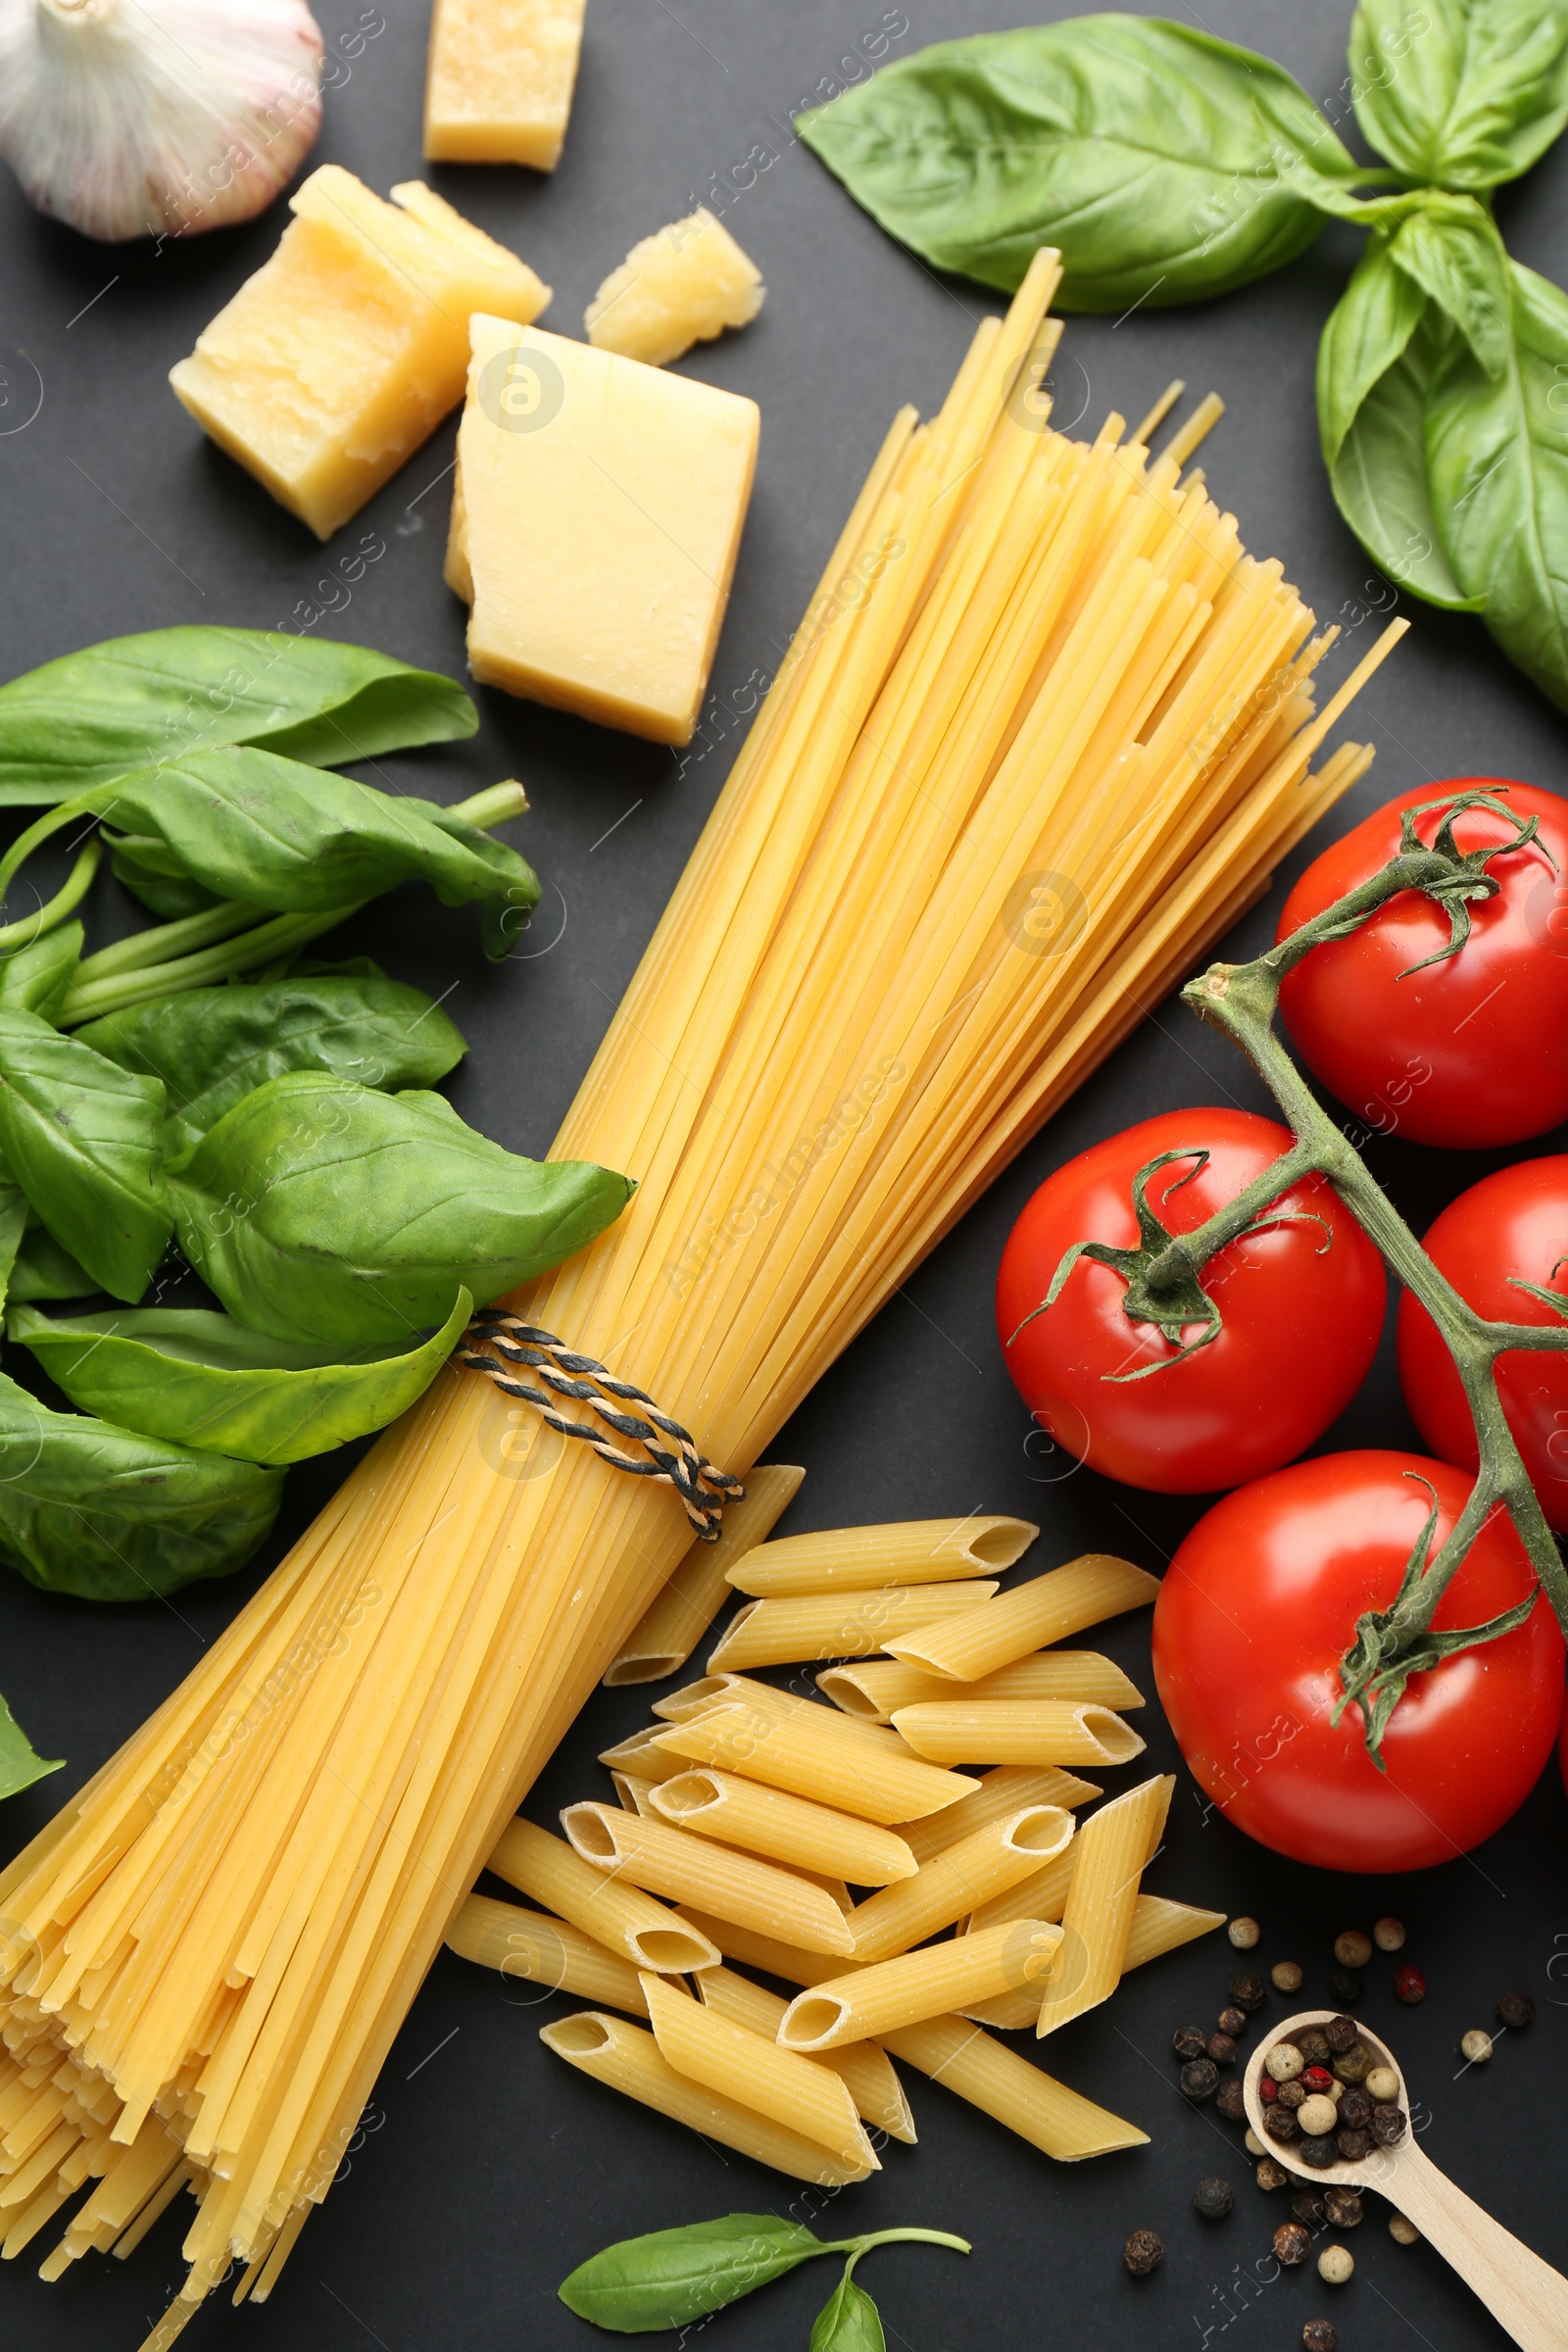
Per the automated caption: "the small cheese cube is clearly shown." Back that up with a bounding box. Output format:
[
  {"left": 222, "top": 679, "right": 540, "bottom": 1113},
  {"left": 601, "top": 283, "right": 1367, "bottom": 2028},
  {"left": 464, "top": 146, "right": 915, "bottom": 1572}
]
[
  {"left": 586, "top": 208, "right": 764, "bottom": 368},
  {"left": 169, "top": 168, "right": 550, "bottom": 540},
  {"left": 450, "top": 314, "right": 759, "bottom": 745},
  {"left": 424, "top": 0, "right": 586, "bottom": 170}
]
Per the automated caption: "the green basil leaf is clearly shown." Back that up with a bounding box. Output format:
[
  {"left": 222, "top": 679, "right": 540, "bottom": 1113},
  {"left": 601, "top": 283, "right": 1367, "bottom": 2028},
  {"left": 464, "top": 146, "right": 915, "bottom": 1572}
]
[
  {"left": 0, "top": 1180, "right": 28, "bottom": 1315},
  {"left": 797, "top": 17, "right": 1359, "bottom": 309},
  {"left": 559, "top": 2216, "right": 826, "bottom": 2332},
  {"left": 80, "top": 748, "right": 539, "bottom": 960},
  {"left": 8, "top": 1290, "right": 470, "bottom": 1464},
  {"left": 78, "top": 973, "right": 467, "bottom": 1156},
  {"left": 0, "top": 1010, "right": 171, "bottom": 1301},
  {"left": 1324, "top": 310, "right": 1485, "bottom": 608},
  {"left": 1318, "top": 233, "right": 1429, "bottom": 464},
  {"left": 810, "top": 2278, "right": 888, "bottom": 2352},
  {"left": 0, "top": 920, "right": 83, "bottom": 1021},
  {"left": 10, "top": 1219, "right": 99, "bottom": 1302},
  {"left": 0, "top": 627, "right": 476, "bottom": 808},
  {"left": 1389, "top": 194, "right": 1510, "bottom": 374},
  {"left": 169, "top": 1073, "right": 634, "bottom": 1349},
  {"left": 0, "top": 1690, "right": 62, "bottom": 1802},
  {"left": 1427, "top": 256, "right": 1568, "bottom": 708},
  {"left": 1350, "top": 0, "right": 1568, "bottom": 192},
  {"left": 0, "top": 1370, "right": 281, "bottom": 1601},
  {"left": 110, "top": 840, "right": 221, "bottom": 920}
]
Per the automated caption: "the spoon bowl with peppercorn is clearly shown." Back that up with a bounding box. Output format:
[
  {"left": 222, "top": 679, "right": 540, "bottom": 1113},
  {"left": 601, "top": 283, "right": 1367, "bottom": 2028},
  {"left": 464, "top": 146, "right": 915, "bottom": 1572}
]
[{"left": 1244, "top": 2010, "right": 1568, "bottom": 2352}]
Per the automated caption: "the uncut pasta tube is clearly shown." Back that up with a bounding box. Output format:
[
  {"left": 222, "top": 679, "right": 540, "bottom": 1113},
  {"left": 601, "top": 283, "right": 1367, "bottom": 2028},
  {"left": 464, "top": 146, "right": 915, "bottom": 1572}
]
[
  {"left": 639, "top": 1973, "right": 878, "bottom": 2170},
  {"left": 780, "top": 1920, "right": 1064, "bottom": 2052},
  {"left": 696, "top": 1965, "right": 915, "bottom": 2143},
  {"left": 539, "top": 2014, "right": 872, "bottom": 2186},
  {"left": 708, "top": 1581, "right": 999, "bottom": 1672},
  {"left": 608, "top": 1464, "right": 805, "bottom": 1685},
  {"left": 650, "top": 1769, "right": 918, "bottom": 1885},
  {"left": 889, "top": 1557, "right": 1159, "bottom": 1680},
  {"left": 445, "top": 1893, "right": 649, "bottom": 2013},
  {"left": 561, "top": 1802, "right": 856, "bottom": 1955},
  {"left": 818, "top": 1653, "right": 1144, "bottom": 1722},
  {"left": 1036, "top": 1776, "right": 1174, "bottom": 2038},
  {"left": 848, "top": 1805, "right": 1074, "bottom": 1965},
  {"left": 726, "top": 1515, "right": 1036, "bottom": 1595},
  {"left": 891, "top": 1701, "right": 1146, "bottom": 1769},
  {"left": 488, "top": 1819, "right": 718, "bottom": 1972},
  {"left": 652, "top": 1705, "right": 977, "bottom": 1825}
]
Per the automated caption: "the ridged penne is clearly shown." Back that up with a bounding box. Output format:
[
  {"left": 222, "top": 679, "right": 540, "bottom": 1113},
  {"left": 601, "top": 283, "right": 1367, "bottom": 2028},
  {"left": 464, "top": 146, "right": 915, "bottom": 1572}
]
[
  {"left": 652, "top": 1703, "right": 978, "bottom": 1825},
  {"left": 487, "top": 1819, "right": 718, "bottom": 1974},
  {"left": 725, "top": 1516, "right": 1036, "bottom": 1596},
  {"left": 961, "top": 1892, "right": 1226, "bottom": 2030},
  {"left": 640, "top": 1973, "right": 877, "bottom": 2169},
  {"left": 901, "top": 1766, "right": 1102, "bottom": 1862},
  {"left": 890, "top": 1701, "right": 1147, "bottom": 1768},
  {"left": 883, "top": 2017, "right": 1148, "bottom": 2159},
  {"left": 649, "top": 1769, "right": 917, "bottom": 1885},
  {"left": 818, "top": 1652, "right": 1145, "bottom": 1722},
  {"left": 597, "top": 1725, "right": 694, "bottom": 1785},
  {"left": 561, "top": 1803, "right": 855, "bottom": 1956},
  {"left": 848, "top": 1806, "right": 1073, "bottom": 1965},
  {"left": 607, "top": 1465, "right": 806, "bottom": 1686},
  {"left": 696, "top": 1966, "right": 915, "bottom": 2143},
  {"left": 708, "top": 1582, "right": 1000, "bottom": 1672},
  {"left": 887, "top": 1557, "right": 1161, "bottom": 1681},
  {"left": 779, "top": 1921, "right": 1063, "bottom": 2051},
  {"left": 1035, "top": 1776, "right": 1174, "bottom": 2037},
  {"left": 610, "top": 1774, "right": 662, "bottom": 1817},
  {"left": 444, "top": 1893, "right": 648, "bottom": 2014}
]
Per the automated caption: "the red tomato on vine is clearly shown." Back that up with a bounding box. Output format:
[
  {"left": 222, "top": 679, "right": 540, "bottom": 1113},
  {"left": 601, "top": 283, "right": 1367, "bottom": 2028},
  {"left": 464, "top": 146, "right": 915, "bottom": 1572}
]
[{"left": 996, "top": 1108, "right": 1385, "bottom": 1494}]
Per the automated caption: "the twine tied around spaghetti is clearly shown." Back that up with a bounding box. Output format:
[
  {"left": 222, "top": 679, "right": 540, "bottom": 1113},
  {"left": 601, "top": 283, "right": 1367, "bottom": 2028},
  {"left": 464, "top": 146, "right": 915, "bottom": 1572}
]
[{"left": 455, "top": 1308, "right": 745, "bottom": 1540}]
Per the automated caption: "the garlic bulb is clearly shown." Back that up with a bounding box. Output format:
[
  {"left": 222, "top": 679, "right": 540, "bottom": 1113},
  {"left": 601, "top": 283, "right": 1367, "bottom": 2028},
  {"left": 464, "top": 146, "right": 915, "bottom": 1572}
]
[{"left": 0, "top": 0, "right": 324, "bottom": 242}]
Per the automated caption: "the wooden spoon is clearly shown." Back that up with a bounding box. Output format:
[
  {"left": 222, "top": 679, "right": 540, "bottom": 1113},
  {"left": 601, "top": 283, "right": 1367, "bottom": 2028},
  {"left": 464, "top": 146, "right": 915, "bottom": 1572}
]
[{"left": 1243, "top": 2009, "right": 1568, "bottom": 2352}]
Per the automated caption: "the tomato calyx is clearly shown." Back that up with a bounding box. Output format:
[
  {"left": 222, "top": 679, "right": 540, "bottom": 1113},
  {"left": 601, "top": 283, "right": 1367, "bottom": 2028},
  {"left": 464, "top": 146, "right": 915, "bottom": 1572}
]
[{"left": 1332, "top": 1473, "right": 1544, "bottom": 1764}]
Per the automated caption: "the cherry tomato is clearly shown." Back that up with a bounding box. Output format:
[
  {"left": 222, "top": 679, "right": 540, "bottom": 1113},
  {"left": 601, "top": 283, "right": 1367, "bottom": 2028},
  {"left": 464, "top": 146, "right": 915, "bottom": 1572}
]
[
  {"left": 997, "top": 1109, "right": 1385, "bottom": 1494},
  {"left": 1152, "top": 1451, "right": 1565, "bottom": 1872},
  {"left": 1277, "top": 778, "right": 1568, "bottom": 1149},
  {"left": 1397, "top": 1157, "right": 1568, "bottom": 1535}
]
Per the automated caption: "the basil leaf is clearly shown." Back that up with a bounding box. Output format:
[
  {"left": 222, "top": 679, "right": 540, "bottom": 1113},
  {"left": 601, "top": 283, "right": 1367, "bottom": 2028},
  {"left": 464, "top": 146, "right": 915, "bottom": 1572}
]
[
  {"left": 1318, "top": 232, "right": 1429, "bottom": 465},
  {"left": 559, "top": 2216, "right": 826, "bottom": 2332},
  {"left": 0, "top": 920, "right": 83, "bottom": 1021},
  {"left": 0, "top": 1690, "right": 62, "bottom": 1802},
  {"left": 11, "top": 1220, "right": 99, "bottom": 1302},
  {"left": 8, "top": 1290, "right": 470, "bottom": 1464},
  {"left": 169, "top": 1074, "right": 634, "bottom": 1349},
  {"left": 1388, "top": 193, "right": 1510, "bottom": 374},
  {"left": 0, "top": 1010, "right": 171, "bottom": 1301},
  {"left": 0, "top": 1370, "right": 281, "bottom": 1601},
  {"left": 78, "top": 973, "right": 467, "bottom": 1156},
  {"left": 81, "top": 748, "right": 540, "bottom": 960},
  {"left": 1427, "top": 256, "right": 1568, "bottom": 709},
  {"left": 110, "top": 841, "right": 221, "bottom": 920},
  {"left": 811, "top": 2278, "right": 887, "bottom": 2352},
  {"left": 797, "top": 17, "right": 1359, "bottom": 309},
  {"left": 1324, "top": 304, "right": 1485, "bottom": 608},
  {"left": 0, "top": 627, "right": 476, "bottom": 807},
  {"left": 0, "top": 1182, "right": 27, "bottom": 1313},
  {"left": 1350, "top": 0, "right": 1568, "bottom": 192}
]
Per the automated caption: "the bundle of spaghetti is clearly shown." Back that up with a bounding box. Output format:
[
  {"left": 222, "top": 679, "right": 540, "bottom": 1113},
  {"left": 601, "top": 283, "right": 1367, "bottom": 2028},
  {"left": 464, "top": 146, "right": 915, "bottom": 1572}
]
[{"left": 0, "top": 249, "right": 1405, "bottom": 2343}]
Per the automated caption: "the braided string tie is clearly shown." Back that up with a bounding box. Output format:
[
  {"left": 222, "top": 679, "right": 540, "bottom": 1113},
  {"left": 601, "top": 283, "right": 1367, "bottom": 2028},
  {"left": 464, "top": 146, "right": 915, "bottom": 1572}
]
[{"left": 455, "top": 1308, "right": 745, "bottom": 1542}]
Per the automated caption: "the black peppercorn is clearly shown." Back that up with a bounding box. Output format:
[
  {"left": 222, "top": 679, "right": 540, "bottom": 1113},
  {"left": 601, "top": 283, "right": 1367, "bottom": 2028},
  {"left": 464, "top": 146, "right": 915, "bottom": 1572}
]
[
  {"left": 1335, "top": 2126, "right": 1372, "bottom": 2162},
  {"left": 1216, "top": 2004, "right": 1248, "bottom": 2036},
  {"left": 1123, "top": 2229, "right": 1162, "bottom": 2277},
  {"left": 1277, "top": 2079, "right": 1306, "bottom": 2110},
  {"left": 1323, "top": 2014, "right": 1358, "bottom": 2054},
  {"left": 1338, "top": 2088, "right": 1373, "bottom": 2132},
  {"left": 1369, "top": 2102, "right": 1407, "bottom": 2146},
  {"left": 1194, "top": 2176, "right": 1235, "bottom": 2220},
  {"left": 1498, "top": 1991, "right": 1535, "bottom": 2032},
  {"left": 1324, "top": 2187, "right": 1363, "bottom": 2230},
  {"left": 1298, "top": 2133, "right": 1338, "bottom": 2170},
  {"left": 1291, "top": 2190, "right": 1327, "bottom": 2228},
  {"left": 1215, "top": 2080, "right": 1247, "bottom": 2122},
  {"left": 1273, "top": 2221, "right": 1311, "bottom": 2266},
  {"left": 1333, "top": 2041, "right": 1373, "bottom": 2086},
  {"left": 1297, "top": 2028, "right": 1332, "bottom": 2067},
  {"left": 1329, "top": 1967, "right": 1362, "bottom": 2004},
  {"left": 1302, "top": 2325, "right": 1337, "bottom": 2352},
  {"left": 1229, "top": 1972, "right": 1266, "bottom": 2011},
  {"left": 1172, "top": 2025, "right": 1207, "bottom": 2060},
  {"left": 1207, "top": 2032, "right": 1237, "bottom": 2067},
  {"left": 1264, "top": 2106, "right": 1298, "bottom": 2143},
  {"left": 1181, "top": 2058, "right": 1220, "bottom": 2101}
]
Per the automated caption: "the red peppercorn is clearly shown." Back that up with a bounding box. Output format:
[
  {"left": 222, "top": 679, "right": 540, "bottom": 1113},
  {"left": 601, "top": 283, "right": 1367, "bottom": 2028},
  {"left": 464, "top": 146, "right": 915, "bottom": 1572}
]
[
  {"left": 1394, "top": 1965, "right": 1426, "bottom": 2005},
  {"left": 1300, "top": 2067, "right": 1334, "bottom": 2093},
  {"left": 1259, "top": 2074, "right": 1278, "bottom": 2102}
]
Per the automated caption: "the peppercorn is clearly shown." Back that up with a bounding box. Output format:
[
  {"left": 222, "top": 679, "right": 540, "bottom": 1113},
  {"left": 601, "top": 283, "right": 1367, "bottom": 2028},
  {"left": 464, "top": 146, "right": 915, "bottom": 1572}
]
[
  {"left": 1256, "top": 2158, "right": 1290, "bottom": 2191},
  {"left": 1334, "top": 1930, "right": 1373, "bottom": 1969},
  {"left": 1215, "top": 2079, "right": 1247, "bottom": 2122},
  {"left": 1372, "top": 1916, "right": 1405, "bottom": 1951},
  {"left": 1181, "top": 2058, "right": 1219, "bottom": 2101},
  {"left": 1278, "top": 2080, "right": 1306, "bottom": 2111},
  {"left": 1318, "top": 2245, "right": 1354, "bottom": 2285},
  {"left": 1333, "top": 2042, "right": 1373, "bottom": 2086},
  {"left": 1302, "top": 2325, "right": 1337, "bottom": 2352},
  {"left": 1265, "top": 2040, "right": 1305, "bottom": 2082},
  {"left": 1335, "top": 2126, "right": 1371, "bottom": 2162},
  {"left": 1498, "top": 1991, "right": 1535, "bottom": 2032},
  {"left": 1460, "top": 2028, "right": 1493, "bottom": 2065},
  {"left": 1299, "top": 2134, "right": 1338, "bottom": 2171},
  {"left": 1291, "top": 2190, "right": 1327, "bottom": 2227},
  {"left": 1228, "top": 1916, "right": 1260, "bottom": 1948},
  {"left": 1389, "top": 2213, "right": 1420, "bottom": 2246},
  {"left": 1172, "top": 2024, "right": 1208, "bottom": 2060},
  {"left": 1123, "top": 2229, "right": 1162, "bottom": 2277},
  {"left": 1207, "top": 2032, "right": 1237, "bottom": 2067},
  {"left": 1369, "top": 2103, "right": 1407, "bottom": 2146},
  {"left": 1324, "top": 2187, "right": 1363, "bottom": 2230},
  {"left": 1264, "top": 2106, "right": 1298, "bottom": 2144},
  {"left": 1324, "top": 2014, "right": 1358, "bottom": 2054},
  {"left": 1271, "top": 1960, "right": 1303, "bottom": 1993},
  {"left": 1229, "top": 1971, "right": 1266, "bottom": 2011},
  {"left": 1297, "top": 2093, "right": 1338, "bottom": 2139},
  {"left": 1259, "top": 2074, "right": 1278, "bottom": 2103},
  {"left": 1217, "top": 2004, "right": 1248, "bottom": 2037},
  {"left": 1245, "top": 2129, "right": 1266, "bottom": 2158},
  {"left": 1364, "top": 2066, "right": 1399, "bottom": 2105},
  {"left": 1273, "top": 2222, "right": 1311, "bottom": 2266},
  {"left": 1297, "top": 2028, "right": 1332, "bottom": 2067},
  {"left": 1338, "top": 2088, "right": 1372, "bottom": 2132},
  {"left": 1300, "top": 2065, "right": 1334, "bottom": 2094},
  {"left": 1329, "top": 1967, "right": 1362, "bottom": 2004},
  {"left": 1194, "top": 2176, "right": 1235, "bottom": 2220},
  {"left": 1394, "top": 1964, "right": 1426, "bottom": 2004}
]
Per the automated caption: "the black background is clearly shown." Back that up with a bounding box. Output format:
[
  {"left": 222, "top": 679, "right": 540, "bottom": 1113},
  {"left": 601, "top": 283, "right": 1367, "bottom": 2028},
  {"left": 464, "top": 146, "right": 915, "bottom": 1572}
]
[{"left": 1, "top": 2, "right": 1567, "bottom": 2346}]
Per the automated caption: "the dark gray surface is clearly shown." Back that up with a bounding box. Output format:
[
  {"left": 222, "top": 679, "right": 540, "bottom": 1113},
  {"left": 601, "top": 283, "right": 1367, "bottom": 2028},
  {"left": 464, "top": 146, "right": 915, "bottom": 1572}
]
[{"left": 1, "top": 2, "right": 1566, "bottom": 2345}]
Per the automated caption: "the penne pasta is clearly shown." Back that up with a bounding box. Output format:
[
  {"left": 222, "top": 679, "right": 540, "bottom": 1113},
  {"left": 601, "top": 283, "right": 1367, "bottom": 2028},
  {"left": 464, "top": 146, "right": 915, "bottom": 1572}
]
[
  {"left": 961, "top": 1846, "right": 1076, "bottom": 1936},
  {"left": 818, "top": 1652, "right": 1145, "bottom": 1722},
  {"left": 888, "top": 1556, "right": 1160, "bottom": 1681},
  {"left": 696, "top": 1965, "right": 915, "bottom": 2143},
  {"left": 882, "top": 2017, "right": 1148, "bottom": 2160},
  {"left": 901, "top": 1766, "right": 1102, "bottom": 1863},
  {"left": 539, "top": 2013, "right": 871, "bottom": 2185},
  {"left": 640, "top": 1972, "right": 877, "bottom": 2170},
  {"left": 487, "top": 1819, "right": 718, "bottom": 1975},
  {"left": 708, "top": 1582, "right": 1000, "bottom": 1672},
  {"left": 444, "top": 1893, "right": 649, "bottom": 2015},
  {"left": 607, "top": 1465, "right": 806, "bottom": 1685},
  {"left": 674, "top": 1909, "right": 842, "bottom": 1989},
  {"left": 848, "top": 1806, "right": 1074, "bottom": 1965},
  {"left": 891, "top": 1701, "right": 1147, "bottom": 1768},
  {"left": 597, "top": 1726, "right": 688, "bottom": 1785},
  {"left": 561, "top": 1803, "right": 856, "bottom": 1956},
  {"left": 657, "top": 1674, "right": 927, "bottom": 1761},
  {"left": 779, "top": 1920, "right": 1063, "bottom": 2050},
  {"left": 1036, "top": 1776, "right": 1174, "bottom": 2038},
  {"left": 610, "top": 1774, "right": 662, "bottom": 1817},
  {"left": 961, "top": 1894, "right": 1226, "bottom": 2030},
  {"left": 652, "top": 1704, "right": 978, "bottom": 1826},
  {"left": 650, "top": 1770, "right": 918, "bottom": 1886},
  {"left": 726, "top": 1515, "right": 1036, "bottom": 1596}
]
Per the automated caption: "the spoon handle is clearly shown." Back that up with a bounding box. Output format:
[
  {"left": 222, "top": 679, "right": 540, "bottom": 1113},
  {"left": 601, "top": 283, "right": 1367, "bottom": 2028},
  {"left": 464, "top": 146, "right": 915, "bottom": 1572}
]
[{"left": 1389, "top": 2141, "right": 1568, "bottom": 2352}]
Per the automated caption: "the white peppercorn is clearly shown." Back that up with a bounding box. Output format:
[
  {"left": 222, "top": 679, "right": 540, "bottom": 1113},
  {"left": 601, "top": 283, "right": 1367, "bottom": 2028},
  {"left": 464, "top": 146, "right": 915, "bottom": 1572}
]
[{"left": 1318, "top": 2246, "right": 1354, "bottom": 2285}]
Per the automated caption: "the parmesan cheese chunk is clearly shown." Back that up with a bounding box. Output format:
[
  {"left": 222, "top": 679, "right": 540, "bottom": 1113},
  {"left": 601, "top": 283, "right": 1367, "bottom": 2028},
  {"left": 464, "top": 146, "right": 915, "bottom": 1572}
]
[
  {"left": 586, "top": 209, "right": 764, "bottom": 368},
  {"left": 169, "top": 168, "right": 550, "bottom": 541},
  {"left": 449, "top": 314, "right": 759, "bottom": 746},
  {"left": 424, "top": 0, "right": 586, "bottom": 170}
]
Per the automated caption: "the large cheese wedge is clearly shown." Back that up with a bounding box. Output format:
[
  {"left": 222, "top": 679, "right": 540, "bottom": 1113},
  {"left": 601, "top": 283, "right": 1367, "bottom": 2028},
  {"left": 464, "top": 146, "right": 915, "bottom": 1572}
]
[
  {"left": 449, "top": 315, "right": 759, "bottom": 746},
  {"left": 424, "top": 0, "right": 585, "bottom": 169},
  {"left": 586, "top": 208, "right": 763, "bottom": 368},
  {"left": 170, "top": 168, "right": 551, "bottom": 541}
]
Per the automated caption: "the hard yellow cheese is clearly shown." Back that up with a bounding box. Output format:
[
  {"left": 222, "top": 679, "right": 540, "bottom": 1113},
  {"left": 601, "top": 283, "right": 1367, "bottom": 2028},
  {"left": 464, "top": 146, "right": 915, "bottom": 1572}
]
[
  {"left": 424, "top": 0, "right": 586, "bottom": 169},
  {"left": 586, "top": 208, "right": 764, "bottom": 368},
  {"left": 450, "top": 315, "right": 760, "bottom": 745},
  {"left": 170, "top": 167, "right": 551, "bottom": 541}
]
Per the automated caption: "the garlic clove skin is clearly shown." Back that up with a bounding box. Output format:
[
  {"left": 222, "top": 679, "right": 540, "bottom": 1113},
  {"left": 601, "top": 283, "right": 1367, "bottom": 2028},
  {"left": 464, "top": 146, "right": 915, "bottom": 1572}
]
[{"left": 0, "top": 0, "right": 325, "bottom": 242}]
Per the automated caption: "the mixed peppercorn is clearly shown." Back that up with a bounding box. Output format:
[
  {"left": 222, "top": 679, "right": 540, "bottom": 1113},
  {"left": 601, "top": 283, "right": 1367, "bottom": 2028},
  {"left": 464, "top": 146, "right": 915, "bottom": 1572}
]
[{"left": 1257, "top": 2018, "right": 1409, "bottom": 2168}]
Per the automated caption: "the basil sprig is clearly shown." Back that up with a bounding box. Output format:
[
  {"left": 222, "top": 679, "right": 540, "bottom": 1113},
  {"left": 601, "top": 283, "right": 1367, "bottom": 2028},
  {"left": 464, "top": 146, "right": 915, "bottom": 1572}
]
[
  {"left": 0, "top": 1689, "right": 62, "bottom": 1803},
  {"left": 559, "top": 2215, "right": 969, "bottom": 2340}
]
